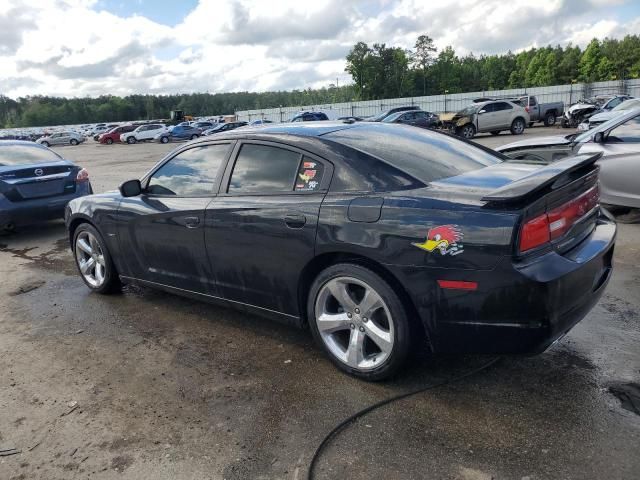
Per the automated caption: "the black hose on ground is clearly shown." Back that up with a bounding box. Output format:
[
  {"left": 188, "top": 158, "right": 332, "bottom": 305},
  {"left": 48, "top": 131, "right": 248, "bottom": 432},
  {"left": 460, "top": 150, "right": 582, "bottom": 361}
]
[{"left": 307, "top": 356, "right": 503, "bottom": 480}]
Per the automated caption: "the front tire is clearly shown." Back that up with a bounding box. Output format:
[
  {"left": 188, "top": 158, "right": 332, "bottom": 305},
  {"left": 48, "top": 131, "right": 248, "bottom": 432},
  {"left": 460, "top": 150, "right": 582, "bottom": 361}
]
[
  {"left": 308, "top": 263, "right": 411, "bottom": 381},
  {"left": 458, "top": 123, "right": 475, "bottom": 139},
  {"left": 190, "top": 134, "right": 199, "bottom": 140},
  {"left": 73, "top": 223, "right": 121, "bottom": 294},
  {"left": 160, "top": 136, "right": 169, "bottom": 144},
  {"left": 70, "top": 138, "right": 78, "bottom": 145},
  {"left": 41, "top": 141, "right": 50, "bottom": 147},
  {"left": 510, "top": 118, "right": 525, "bottom": 135},
  {"left": 106, "top": 138, "right": 113, "bottom": 145}
]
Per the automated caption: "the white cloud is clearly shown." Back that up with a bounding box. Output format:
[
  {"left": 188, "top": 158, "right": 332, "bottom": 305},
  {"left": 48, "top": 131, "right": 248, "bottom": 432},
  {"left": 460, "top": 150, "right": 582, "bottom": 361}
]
[{"left": 0, "top": 0, "right": 638, "bottom": 98}]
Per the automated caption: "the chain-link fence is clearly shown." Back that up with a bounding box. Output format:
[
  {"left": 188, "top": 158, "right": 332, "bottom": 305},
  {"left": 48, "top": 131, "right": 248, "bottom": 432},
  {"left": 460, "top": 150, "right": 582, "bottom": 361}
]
[{"left": 236, "top": 79, "right": 640, "bottom": 122}]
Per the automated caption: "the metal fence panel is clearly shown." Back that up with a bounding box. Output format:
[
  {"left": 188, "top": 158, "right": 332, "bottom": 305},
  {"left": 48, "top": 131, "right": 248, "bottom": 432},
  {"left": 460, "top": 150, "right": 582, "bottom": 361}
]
[{"left": 235, "top": 80, "right": 639, "bottom": 122}]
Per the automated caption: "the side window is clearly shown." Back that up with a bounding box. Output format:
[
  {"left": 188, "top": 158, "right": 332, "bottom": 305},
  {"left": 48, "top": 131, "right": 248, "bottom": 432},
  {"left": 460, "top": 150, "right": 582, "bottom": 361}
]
[
  {"left": 147, "top": 144, "right": 230, "bottom": 196},
  {"left": 295, "top": 157, "right": 325, "bottom": 192},
  {"left": 608, "top": 98, "right": 622, "bottom": 109},
  {"left": 414, "top": 112, "right": 428, "bottom": 119},
  {"left": 607, "top": 116, "right": 640, "bottom": 143},
  {"left": 494, "top": 102, "right": 512, "bottom": 111},
  {"left": 482, "top": 103, "right": 496, "bottom": 113},
  {"left": 228, "top": 144, "right": 301, "bottom": 194},
  {"left": 529, "top": 97, "right": 537, "bottom": 106}
]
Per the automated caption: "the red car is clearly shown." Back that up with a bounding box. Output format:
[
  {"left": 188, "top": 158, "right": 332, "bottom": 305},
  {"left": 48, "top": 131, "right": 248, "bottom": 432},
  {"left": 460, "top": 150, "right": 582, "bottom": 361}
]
[{"left": 99, "top": 125, "right": 136, "bottom": 144}]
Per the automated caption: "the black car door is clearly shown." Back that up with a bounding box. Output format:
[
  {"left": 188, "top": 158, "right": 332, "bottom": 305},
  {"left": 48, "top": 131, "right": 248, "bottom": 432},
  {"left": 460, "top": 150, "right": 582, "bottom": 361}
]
[
  {"left": 204, "top": 141, "right": 332, "bottom": 317},
  {"left": 116, "top": 142, "right": 234, "bottom": 294}
]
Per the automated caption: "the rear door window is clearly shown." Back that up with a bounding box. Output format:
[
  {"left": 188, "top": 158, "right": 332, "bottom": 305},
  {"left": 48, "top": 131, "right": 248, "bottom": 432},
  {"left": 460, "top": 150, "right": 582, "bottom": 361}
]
[
  {"left": 295, "top": 157, "right": 325, "bottom": 191},
  {"left": 493, "top": 102, "right": 513, "bottom": 111},
  {"left": 228, "top": 144, "right": 302, "bottom": 193}
]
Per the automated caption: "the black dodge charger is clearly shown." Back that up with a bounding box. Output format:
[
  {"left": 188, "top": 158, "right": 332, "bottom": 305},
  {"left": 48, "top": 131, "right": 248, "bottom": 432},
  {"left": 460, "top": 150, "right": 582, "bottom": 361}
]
[{"left": 65, "top": 122, "right": 615, "bottom": 380}]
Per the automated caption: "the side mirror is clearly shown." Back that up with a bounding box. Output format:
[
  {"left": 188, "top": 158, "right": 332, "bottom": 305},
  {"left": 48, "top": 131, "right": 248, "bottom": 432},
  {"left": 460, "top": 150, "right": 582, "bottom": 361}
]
[
  {"left": 478, "top": 109, "right": 486, "bottom": 114},
  {"left": 120, "top": 179, "right": 142, "bottom": 197},
  {"left": 593, "top": 132, "right": 605, "bottom": 144}
]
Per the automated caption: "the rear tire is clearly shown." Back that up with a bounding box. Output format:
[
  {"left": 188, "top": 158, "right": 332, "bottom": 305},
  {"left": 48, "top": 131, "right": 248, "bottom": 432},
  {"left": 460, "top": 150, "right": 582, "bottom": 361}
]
[
  {"left": 70, "top": 139, "right": 78, "bottom": 145},
  {"left": 510, "top": 118, "right": 525, "bottom": 135},
  {"left": 490, "top": 131, "right": 501, "bottom": 136},
  {"left": 160, "top": 136, "right": 169, "bottom": 144},
  {"left": 544, "top": 113, "right": 556, "bottom": 127},
  {"left": 73, "top": 223, "right": 121, "bottom": 294},
  {"left": 127, "top": 136, "right": 136, "bottom": 144},
  {"left": 106, "top": 138, "right": 113, "bottom": 145},
  {"left": 307, "top": 263, "right": 411, "bottom": 381},
  {"left": 458, "top": 123, "right": 475, "bottom": 139}
]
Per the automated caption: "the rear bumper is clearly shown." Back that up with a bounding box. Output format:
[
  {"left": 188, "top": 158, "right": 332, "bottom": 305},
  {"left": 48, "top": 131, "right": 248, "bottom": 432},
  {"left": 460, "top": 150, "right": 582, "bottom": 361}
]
[
  {"left": 0, "top": 183, "right": 92, "bottom": 228},
  {"left": 391, "top": 215, "right": 616, "bottom": 354}
]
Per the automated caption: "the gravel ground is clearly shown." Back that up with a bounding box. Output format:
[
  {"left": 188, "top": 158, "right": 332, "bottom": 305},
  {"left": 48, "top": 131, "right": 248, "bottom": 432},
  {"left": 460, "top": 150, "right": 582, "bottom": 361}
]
[{"left": 1, "top": 126, "right": 639, "bottom": 480}]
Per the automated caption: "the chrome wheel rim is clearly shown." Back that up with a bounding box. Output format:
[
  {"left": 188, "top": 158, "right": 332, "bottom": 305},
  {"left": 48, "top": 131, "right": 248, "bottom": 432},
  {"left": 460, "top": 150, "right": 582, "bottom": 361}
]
[
  {"left": 315, "top": 276, "right": 394, "bottom": 371},
  {"left": 75, "top": 231, "right": 106, "bottom": 288},
  {"left": 462, "top": 126, "right": 473, "bottom": 138}
]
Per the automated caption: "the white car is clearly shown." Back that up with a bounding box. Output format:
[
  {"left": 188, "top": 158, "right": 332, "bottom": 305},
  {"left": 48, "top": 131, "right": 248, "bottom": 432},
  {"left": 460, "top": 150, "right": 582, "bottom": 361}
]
[
  {"left": 578, "top": 98, "right": 640, "bottom": 131},
  {"left": 120, "top": 124, "right": 167, "bottom": 144}
]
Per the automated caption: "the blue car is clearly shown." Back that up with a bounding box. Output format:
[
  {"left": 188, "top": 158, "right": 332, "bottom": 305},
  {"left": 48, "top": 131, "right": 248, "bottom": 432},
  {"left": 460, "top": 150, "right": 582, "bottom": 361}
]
[
  {"left": 0, "top": 140, "right": 92, "bottom": 231},
  {"left": 155, "top": 125, "right": 202, "bottom": 143}
]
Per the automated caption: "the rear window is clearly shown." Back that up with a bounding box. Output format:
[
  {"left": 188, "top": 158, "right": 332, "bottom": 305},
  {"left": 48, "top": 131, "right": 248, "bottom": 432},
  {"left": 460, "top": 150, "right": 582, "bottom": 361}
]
[
  {"left": 0, "top": 144, "right": 63, "bottom": 166},
  {"left": 324, "top": 125, "right": 502, "bottom": 183}
]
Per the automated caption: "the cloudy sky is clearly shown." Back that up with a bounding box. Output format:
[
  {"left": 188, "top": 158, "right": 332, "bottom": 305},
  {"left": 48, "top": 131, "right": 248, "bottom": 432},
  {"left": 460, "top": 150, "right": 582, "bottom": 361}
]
[{"left": 1, "top": 0, "right": 639, "bottom": 99}]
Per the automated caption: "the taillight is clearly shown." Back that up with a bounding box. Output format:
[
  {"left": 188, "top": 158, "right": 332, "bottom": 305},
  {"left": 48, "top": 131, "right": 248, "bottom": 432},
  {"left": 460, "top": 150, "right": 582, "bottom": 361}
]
[
  {"left": 519, "top": 185, "right": 599, "bottom": 253},
  {"left": 76, "top": 168, "right": 89, "bottom": 183},
  {"left": 525, "top": 106, "right": 530, "bottom": 113},
  {"left": 519, "top": 213, "right": 550, "bottom": 252}
]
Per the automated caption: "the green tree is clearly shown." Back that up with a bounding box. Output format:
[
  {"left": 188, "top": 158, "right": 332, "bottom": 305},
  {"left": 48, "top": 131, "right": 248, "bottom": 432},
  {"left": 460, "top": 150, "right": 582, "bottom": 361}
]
[{"left": 413, "top": 35, "right": 437, "bottom": 95}]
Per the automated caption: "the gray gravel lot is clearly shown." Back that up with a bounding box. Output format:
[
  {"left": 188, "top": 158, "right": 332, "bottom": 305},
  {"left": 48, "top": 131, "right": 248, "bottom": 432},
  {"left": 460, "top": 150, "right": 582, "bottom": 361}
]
[{"left": 1, "top": 126, "right": 639, "bottom": 480}]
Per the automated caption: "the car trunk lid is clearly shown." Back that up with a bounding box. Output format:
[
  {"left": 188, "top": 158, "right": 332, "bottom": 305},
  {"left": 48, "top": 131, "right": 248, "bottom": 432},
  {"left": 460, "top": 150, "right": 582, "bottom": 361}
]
[{"left": 0, "top": 162, "right": 77, "bottom": 201}]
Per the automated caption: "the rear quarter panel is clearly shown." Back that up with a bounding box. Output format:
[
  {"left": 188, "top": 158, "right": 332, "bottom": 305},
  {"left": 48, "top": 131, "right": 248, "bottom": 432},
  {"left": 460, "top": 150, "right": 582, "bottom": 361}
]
[{"left": 316, "top": 192, "right": 518, "bottom": 270}]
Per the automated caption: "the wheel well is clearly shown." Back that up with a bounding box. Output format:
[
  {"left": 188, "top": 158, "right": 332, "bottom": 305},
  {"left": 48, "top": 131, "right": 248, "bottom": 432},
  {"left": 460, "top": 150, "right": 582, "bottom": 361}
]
[
  {"left": 297, "top": 252, "right": 427, "bottom": 342},
  {"left": 513, "top": 116, "right": 525, "bottom": 125},
  {"left": 67, "top": 217, "right": 94, "bottom": 250},
  {"left": 546, "top": 110, "right": 557, "bottom": 117}
]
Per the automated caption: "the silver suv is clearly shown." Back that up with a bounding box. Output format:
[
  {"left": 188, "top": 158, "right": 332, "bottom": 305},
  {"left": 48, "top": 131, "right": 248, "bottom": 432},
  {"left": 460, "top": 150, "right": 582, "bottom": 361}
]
[{"left": 448, "top": 100, "right": 530, "bottom": 139}]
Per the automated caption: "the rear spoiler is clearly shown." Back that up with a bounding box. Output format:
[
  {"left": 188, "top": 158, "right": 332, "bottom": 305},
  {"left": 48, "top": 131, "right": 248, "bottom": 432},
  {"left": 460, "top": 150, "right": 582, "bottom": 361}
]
[{"left": 481, "top": 152, "right": 602, "bottom": 203}]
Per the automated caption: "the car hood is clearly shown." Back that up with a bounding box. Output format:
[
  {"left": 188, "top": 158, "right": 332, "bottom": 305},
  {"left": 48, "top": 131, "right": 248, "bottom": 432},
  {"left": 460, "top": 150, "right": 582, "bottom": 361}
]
[
  {"left": 589, "top": 110, "right": 623, "bottom": 123},
  {"left": 496, "top": 135, "right": 571, "bottom": 152}
]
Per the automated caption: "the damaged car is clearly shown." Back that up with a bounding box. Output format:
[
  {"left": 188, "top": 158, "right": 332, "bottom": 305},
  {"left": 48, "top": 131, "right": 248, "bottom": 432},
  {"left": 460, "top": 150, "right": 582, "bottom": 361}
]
[
  {"left": 65, "top": 122, "right": 615, "bottom": 380},
  {"left": 498, "top": 108, "right": 640, "bottom": 209},
  {"left": 442, "top": 100, "right": 529, "bottom": 139}
]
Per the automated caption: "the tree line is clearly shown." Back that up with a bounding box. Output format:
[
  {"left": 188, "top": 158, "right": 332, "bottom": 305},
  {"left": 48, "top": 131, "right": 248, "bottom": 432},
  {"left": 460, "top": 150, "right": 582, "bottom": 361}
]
[
  {"left": 345, "top": 35, "right": 640, "bottom": 101},
  {"left": 1, "top": 35, "right": 639, "bottom": 128}
]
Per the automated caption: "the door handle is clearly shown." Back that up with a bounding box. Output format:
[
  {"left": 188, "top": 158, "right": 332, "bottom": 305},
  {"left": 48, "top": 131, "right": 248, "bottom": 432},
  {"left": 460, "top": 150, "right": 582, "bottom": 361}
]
[
  {"left": 184, "top": 216, "right": 200, "bottom": 228},
  {"left": 284, "top": 214, "right": 306, "bottom": 229}
]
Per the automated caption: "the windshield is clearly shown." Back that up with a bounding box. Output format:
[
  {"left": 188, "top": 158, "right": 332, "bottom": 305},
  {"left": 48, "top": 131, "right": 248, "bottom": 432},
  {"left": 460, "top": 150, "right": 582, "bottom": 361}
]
[
  {"left": 613, "top": 99, "right": 640, "bottom": 111},
  {"left": 0, "top": 144, "right": 63, "bottom": 166},
  {"left": 382, "top": 112, "right": 403, "bottom": 123},
  {"left": 573, "top": 111, "right": 638, "bottom": 143},
  {"left": 458, "top": 105, "right": 479, "bottom": 116}
]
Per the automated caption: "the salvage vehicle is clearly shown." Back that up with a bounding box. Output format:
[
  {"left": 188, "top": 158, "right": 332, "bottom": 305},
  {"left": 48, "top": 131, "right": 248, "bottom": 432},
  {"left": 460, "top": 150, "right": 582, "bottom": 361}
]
[
  {"left": 578, "top": 98, "right": 640, "bottom": 131},
  {"left": 443, "top": 100, "right": 529, "bottom": 139},
  {"left": 514, "top": 95, "right": 564, "bottom": 127},
  {"left": 1, "top": 140, "right": 92, "bottom": 231},
  {"left": 98, "top": 125, "right": 136, "bottom": 144},
  {"left": 497, "top": 108, "right": 640, "bottom": 208},
  {"left": 290, "top": 111, "right": 332, "bottom": 122},
  {"left": 562, "top": 95, "right": 633, "bottom": 128},
  {"left": 65, "top": 122, "right": 615, "bottom": 380},
  {"left": 37, "top": 131, "right": 85, "bottom": 147},
  {"left": 382, "top": 110, "right": 439, "bottom": 129},
  {"left": 120, "top": 124, "right": 167, "bottom": 144},
  {"left": 155, "top": 124, "right": 202, "bottom": 143}
]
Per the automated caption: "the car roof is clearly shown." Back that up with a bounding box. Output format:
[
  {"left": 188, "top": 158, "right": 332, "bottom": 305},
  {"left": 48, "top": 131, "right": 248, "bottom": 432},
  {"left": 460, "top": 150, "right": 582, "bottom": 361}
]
[{"left": 0, "top": 139, "right": 51, "bottom": 149}]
